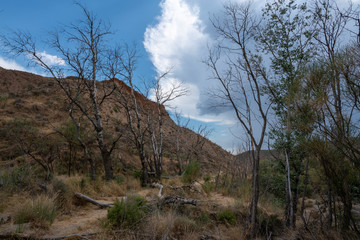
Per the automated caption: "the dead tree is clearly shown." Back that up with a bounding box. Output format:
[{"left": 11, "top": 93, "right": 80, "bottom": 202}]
[
  {"left": 1, "top": 4, "right": 122, "bottom": 180},
  {"left": 147, "top": 73, "right": 188, "bottom": 180},
  {"left": 207, "top": 2, "right": 269, "bottom": 237},
  {"left": 111, "top": 45, "right": 152, "bottom": 187}
]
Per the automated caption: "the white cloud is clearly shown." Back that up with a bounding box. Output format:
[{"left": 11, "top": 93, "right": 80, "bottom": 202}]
[
  {"left": 144, "top": 0, "right": 267, "bottom": 150},
  {"left": 0, "top": 56, "right": 26, "bottom": 71},
  {"left": 144, "top": 0, "right": 236, "bottom": 125},
  {"left": 144, "top": 0, "right": 208, "bottom": 74},
  {"left": 37, "top": 51, "right": 66, "bottom": 66}
]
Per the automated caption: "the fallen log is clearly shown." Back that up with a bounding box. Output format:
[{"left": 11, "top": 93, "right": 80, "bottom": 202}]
[
  {"left": 73, "top": 192, "right": 113, "bottom": 208},
  {"left": 151, "top": 183, "right": 164, "bottom": 198},
  {"left": 162, "top": 196, "right": 197, "bottom": 206}
]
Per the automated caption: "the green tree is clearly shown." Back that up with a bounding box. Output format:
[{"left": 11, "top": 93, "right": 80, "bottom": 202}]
[{"left": 257, "top": 0, "right": 315, "bottom": 228}]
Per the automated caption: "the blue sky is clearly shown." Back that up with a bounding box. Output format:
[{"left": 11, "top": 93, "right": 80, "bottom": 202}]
[
  {"left": 0, "top": 0, "right": 160, "bottom": 80},
  {"left": 1, "top": 0, "right": 356, "bottom": 153},
  {"left": 0, "top": 0, "right": 248, "bottom": 152}
]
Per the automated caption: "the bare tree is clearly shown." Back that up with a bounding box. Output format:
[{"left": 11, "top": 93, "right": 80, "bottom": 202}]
[
  {"left": 1, "top": 3, "right": 122, "bottom": 180},
  {"left": 207, "top": 2, "right": 269, "bottom": 236},
  {"left": 111, "top": 45, "right": 152, "bottom": 186},
  {"left": 171, "top": 110, "right": 190, "bottom": 175},
  {"left": 147, "top": 74, "right": 188, "bottom": 180}
]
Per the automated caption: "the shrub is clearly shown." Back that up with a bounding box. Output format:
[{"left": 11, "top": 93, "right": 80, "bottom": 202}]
[
  {"left": 182, "top": 161, "right": 200, "bottom": 184},
  {"left": 14, "top": 195, "right": 57, "bottom": 228},
  {"left": 217, "top": 209, "right": 236, "bottom": 225},
  {"left": 198, "top": 213, "right": 211, "bottom": 225},
  {"left": 0, "top": 163, "right": 35, "bottom": 192},
  {"left": 203, "top": 174, "right": 211, "bottom": 182},
  {"left": 202, "top": 181, "right": 214, "bottom": 194},
  {"left": 0, "top": 95, "right": 8, "bottom": 108},
  {"left": 133, "top": 170, "right": 142, "bottom": 179},
  {"left": 259, "top": 213, "right": 282, "bottom": 235},
  {"left": 173, "top": 215, "right": 197, "bottom": 234},
  {"left": 107, "top": 195, "right": 148, "bottom": 228}
]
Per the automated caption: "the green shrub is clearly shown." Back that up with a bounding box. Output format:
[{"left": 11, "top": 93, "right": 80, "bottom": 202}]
[
  {"left": 217, "top": 209, "right": 236, "bottom": 225},
  {"left": 14, "top": 195, "right": 57, "bottom": 228},
  {"left": 259, "top": 213, "right": 282, "bottom": 235},
  {"left": 182, "top": 161, "right": 200, "bottom": 183},
  {"left": 203, "top": 174, "right": 211, "bottom": 182},
  {"left": 0, "top": 95, "right": 8, "bottom": 107},
  {"left": 202, "top": 181, "right": 214, "bottom": 194},
  {"left": 0, "top": 164, "right": 34, "bottom": 191},
  {"left": 198, "top": 213, "right": 211, "bottom": 225},
  {"left": 132, "top": 170, "right": 142, "bottom": 179},
  {"left": 114, "top": 175, "right": 125, "bottom": 184},
  {"left": 107, "top": 195, "right": 147, "bottom": 228}
]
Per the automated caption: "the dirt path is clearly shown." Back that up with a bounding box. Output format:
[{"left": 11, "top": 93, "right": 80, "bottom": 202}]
[{"left": 0, "top": 189, "right": 239, "bottom": 238}]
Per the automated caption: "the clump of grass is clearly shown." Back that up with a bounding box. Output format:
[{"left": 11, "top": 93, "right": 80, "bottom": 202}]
[
  {"left": 198, "top": 212, "right": 211, "bottom": 225},
  {"left": 62, "top": 175, "right": 132, "bottom": 198},
  {"left": 52, "top": 178, "right": 73, "bottom": 213},
  {"left": 107, "top": 195, "right": 148, "bottom": 228},
  {"left": 173, "top": 215, "right": 197, "bottom": 234},
  {"left": 217, "top": 208, "right": 236, "bottom": 225},
  {"left": 14, "top": 195, "right": 57, "bottom": 228},
  {"left": 202, "top": 182, "right": 215, "bottom": 194},
  {"left": 182, "top": 161, "right": 200, "bottom": 184},
  {"left": 202, "top": 174, "right": 214, "bottom": 194}
]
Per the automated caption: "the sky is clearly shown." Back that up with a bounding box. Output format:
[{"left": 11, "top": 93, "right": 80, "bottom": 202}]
[{"left": 0, "top": 0, "right": 358, "bottom": 153}]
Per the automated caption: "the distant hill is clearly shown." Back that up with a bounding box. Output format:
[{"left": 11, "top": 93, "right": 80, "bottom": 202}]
[
  {"left": 236, "top": 150, "right": 281, "bottom": 162},
  {"left": 0, "top": 67, "right": 233, "bottom": 175}
]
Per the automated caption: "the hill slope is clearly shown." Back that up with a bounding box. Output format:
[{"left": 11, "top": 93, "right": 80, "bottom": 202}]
[{"left": 0, "top": 67, "right": 232, "bottom": 176}]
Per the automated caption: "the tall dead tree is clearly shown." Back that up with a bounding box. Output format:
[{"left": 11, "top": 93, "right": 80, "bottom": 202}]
[
  {"left": 1, "top": 4, "right": 122, "bottom": 180},
  {"left": 207, "top": 2, "right": 269, "bottom": 237},
  {"left": 148, "top": 74, "right": 188, "bottom": 180}
]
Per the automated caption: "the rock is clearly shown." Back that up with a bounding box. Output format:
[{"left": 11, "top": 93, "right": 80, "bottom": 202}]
[{"left": 0, "top": 214, "right": 11, "bottom": 225}]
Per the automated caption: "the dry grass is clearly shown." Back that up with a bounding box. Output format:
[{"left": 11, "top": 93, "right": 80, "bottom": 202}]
[
  {"left": 14, "top": 194, "right": 57, "bottom": 229},
  {"left": 58, "top": 174, "right": 139, "bottom": 198},
  {"left": 139, "top": 211, "right": 198, "bottom": 239}
]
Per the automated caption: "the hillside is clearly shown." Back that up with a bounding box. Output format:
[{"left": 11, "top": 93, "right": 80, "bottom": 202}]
[{"left": 0, "top": 67, "right": 232, "bottom": 175}]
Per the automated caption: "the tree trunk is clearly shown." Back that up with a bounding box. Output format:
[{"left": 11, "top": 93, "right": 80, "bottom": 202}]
[
  {"left": 292, "top": 166, "right": 300, "bottom": 229},
  {"left": 102, "top": 151, "right": 113, "bottom": 181},
  {"left": 88, "top": 157, "right": 96, "bottom": 181},
  {"left": 341, "top": 183, "right": 352, "bottom": 231},
  {"left": 285, "top": 150, "right": 294, "bottom": 228},
  {"left": 327, "top": 179, "right": 333, "bottom": 229},
  {"left": 249, "top": 150, "right": 260, "bottom": 237},
  {"left": 140, "top": 154, "right": 149, "bottom": 187}
]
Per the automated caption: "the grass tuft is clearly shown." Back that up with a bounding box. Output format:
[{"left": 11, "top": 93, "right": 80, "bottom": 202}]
[
  {"left": 182, "top": 161, "right": 200, "bottom": 184},
  {"left": 14, "top": 194, "right": 57, "bottom": 228}
]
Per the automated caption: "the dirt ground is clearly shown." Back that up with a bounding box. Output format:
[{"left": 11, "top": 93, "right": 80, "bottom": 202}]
[{"left": 0, "top": 188, "right": 241, "bottom": 238}]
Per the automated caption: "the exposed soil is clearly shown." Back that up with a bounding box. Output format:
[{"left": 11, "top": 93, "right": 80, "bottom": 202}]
[{"left": 0, "top": 190, "right": 239, "bottom": 238}]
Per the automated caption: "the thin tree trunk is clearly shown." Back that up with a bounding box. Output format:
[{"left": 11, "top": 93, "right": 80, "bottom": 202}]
[
  {"left": 292, "top": 165, "right": 300, "bottom": 229},
  {"left": 140, "top": 153, "right": 149, "bottom": 187},
  {"left": 301, "top": 158, "right": 310, "bottom": 230},
  {"left": 285, "top": 150, "right": 294, "bottom": 227},
  {"left": 250, "top": 150, "right": 260, "bottom": 237},
  {"left": 327, "top": 179, "right": 333, "bottom": 229}
]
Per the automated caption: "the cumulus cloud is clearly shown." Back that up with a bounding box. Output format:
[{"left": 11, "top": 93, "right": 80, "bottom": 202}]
[
  {"left": 0, "top": 56, "right": 26, "bottom": 71},
  {"left": 144, "top": 0, "right": 237, "bottom": 126},
  {"left": 144, "top": 0, "right": 268, "bottom": 150},
  {"left": 35, "top": 51, "right": 66, "bottom": 66},
  {"left": 144, "top": 0, "right": 208, "bottom": 74}
]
